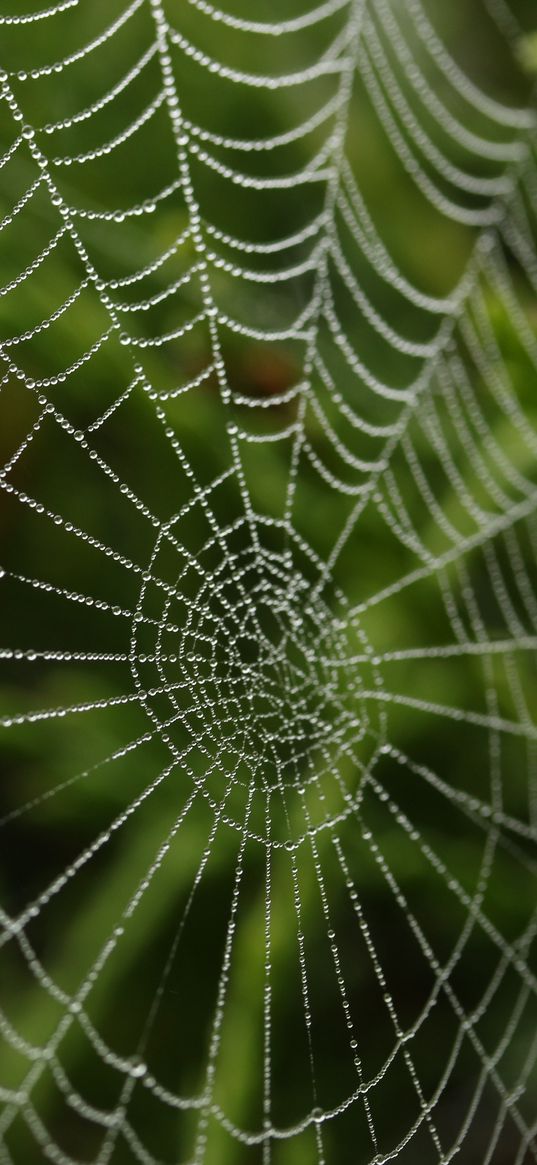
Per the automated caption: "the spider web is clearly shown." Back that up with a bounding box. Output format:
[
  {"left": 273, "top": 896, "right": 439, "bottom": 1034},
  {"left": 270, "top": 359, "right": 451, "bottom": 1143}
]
[{"left": 0, "top": 0, "right": 537, "bottom": 1161}]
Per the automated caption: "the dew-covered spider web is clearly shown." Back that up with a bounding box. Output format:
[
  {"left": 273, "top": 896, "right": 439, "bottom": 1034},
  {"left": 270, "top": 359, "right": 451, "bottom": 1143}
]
[{"left": 1, "top": 0, "right": 537, "bottom": 1161}]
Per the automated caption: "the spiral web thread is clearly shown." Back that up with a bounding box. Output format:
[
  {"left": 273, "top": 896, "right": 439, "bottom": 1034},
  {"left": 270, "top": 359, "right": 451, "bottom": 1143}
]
[{"left": 0, "top": 0, "right": 537, "bottom": 1161}]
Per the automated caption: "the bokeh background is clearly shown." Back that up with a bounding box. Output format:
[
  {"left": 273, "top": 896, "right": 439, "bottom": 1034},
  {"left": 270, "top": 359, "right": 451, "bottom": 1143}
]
[{"left": 1, "top": 0, "right": 537, "bottom": 1162}]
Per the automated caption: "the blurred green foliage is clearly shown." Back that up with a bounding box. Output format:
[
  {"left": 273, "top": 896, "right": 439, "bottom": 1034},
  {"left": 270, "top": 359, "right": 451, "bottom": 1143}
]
[{"left": 0, "top": 1, "right": 537, "bottom": 1163}]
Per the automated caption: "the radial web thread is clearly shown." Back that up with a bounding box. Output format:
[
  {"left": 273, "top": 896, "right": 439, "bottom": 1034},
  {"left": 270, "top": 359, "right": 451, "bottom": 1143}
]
[{"left": 1, "top": 0, "right": 537, "bottom": 1162}]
